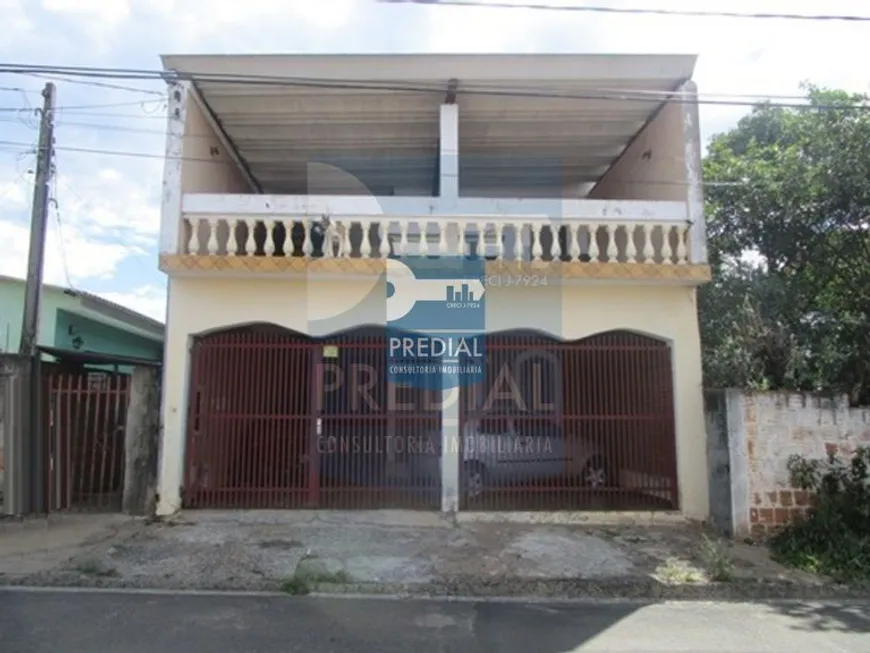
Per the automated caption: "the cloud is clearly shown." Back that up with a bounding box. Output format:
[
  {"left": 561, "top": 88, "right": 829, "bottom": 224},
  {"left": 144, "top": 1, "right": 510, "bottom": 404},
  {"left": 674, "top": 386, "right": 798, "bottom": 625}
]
[
  {"left": 136, "top": 0, "right": 360, "bottom": 51},
  {"left": 0, "top": 159, "right": 149, "bottom": 286},
  {"left": 0, "top": 219, "right": 142, "bottom": 285},
  {"left": 53, "top": 165, "right": 161, "bottom": 240},
  {"left": 96, "top": 284, "right": 167, "bottom": 323},
  {"left": 0, "top": 180, "right": 27, "bottom": 207},
  {"left": 0, "top": 0, "right": 34, "bottom": 46},
  {"left": 6, "top": 0, "right": 870, "bottom": 325},
  {"left": 41, "top": 0, "right": 131, "bottom": 53}
]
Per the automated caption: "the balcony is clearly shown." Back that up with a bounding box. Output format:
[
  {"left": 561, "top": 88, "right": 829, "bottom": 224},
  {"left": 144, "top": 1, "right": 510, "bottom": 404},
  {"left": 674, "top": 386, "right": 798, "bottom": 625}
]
[{"left": 158, "top": 195, "right": 711, "bottom": 284}]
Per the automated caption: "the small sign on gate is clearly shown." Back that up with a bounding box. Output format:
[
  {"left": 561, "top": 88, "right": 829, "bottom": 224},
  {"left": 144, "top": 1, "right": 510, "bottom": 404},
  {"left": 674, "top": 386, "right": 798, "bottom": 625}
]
[
  {"left": 323, "top": 345, "right": 339, "bottom": 359},
  {"left": 87, "top": 372, "right": 109, "bottom": 390}
]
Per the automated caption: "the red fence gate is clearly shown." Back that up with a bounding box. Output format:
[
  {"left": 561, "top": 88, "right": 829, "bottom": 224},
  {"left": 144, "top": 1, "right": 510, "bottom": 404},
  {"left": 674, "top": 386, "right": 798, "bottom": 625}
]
[
  {"left": 183, "top": 325, "right": 441, "bottom": 510},
  {"left": 458, "top": 330, "right": 678, "bottom": 511},
  {"left": 44, "top": 365, "right": 130, "bottom": 512}
]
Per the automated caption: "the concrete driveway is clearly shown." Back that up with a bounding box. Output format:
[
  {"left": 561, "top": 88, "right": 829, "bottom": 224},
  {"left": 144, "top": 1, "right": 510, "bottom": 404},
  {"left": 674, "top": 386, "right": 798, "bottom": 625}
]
[{"left": 0, "top": 511, "right": 851, "bottom": 599}]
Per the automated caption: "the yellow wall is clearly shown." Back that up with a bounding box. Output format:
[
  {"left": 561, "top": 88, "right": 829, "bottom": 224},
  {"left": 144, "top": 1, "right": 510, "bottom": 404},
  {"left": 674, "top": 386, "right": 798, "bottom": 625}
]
[{"left": 157, "top": 276, "right": 707, "bottom": 520}]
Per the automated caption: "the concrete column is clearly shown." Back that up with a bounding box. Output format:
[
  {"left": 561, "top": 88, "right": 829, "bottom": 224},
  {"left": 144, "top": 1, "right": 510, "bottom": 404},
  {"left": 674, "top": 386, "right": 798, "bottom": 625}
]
[
  {"left": 679, "top": 80, "right": 708, "bottom": 264},
  {"left": 670, "top": 309, "right": 710, "bottom": 522},
  {"left": 439, "top": 104, "right": 459, "bottom": 201},
  {"left": 0, "top": 355, "right": 29, "bottom": 516},
  {"left": 156, "top": 285, "right": 188, "bottom": 516},
  {"left": 159, "top": 80, "right": 188, "bottom": 256},
  {"left": 440, "top": 382, "right": 460, "bottom": 512},
  {"left": 123, "top": 366, "right": 161, "bottom": 516}
]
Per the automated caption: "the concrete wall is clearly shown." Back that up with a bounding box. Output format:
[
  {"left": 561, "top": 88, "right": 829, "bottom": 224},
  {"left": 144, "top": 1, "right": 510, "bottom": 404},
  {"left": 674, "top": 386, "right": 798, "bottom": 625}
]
[
  {"left": 156, "top": 276, "right": 708, "bottom": 519},
  {"left": 705, "top": 390, "right": 870, "bottom": 538},
  {"left": 587, "top": 100, "right": 686, "bottom": 203},
  {"left": 181, "top": 95, "right": 250, "bottom": 195},
  {"left": 0, "top": 355, "right": 27, "bottom": 513},
  {"left": 0, "top": 280, "right": 57, "bottom": 353},
  {"left": 587, "top": 82, "right": 706, "bottom": 263}
]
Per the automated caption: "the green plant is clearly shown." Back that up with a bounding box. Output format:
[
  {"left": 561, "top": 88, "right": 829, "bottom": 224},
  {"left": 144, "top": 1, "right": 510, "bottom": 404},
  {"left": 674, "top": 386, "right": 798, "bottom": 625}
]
[
  {"left": 280, "top": 564, "right": 354, "bottom": 595},
  {"left": 769, "top": 447, "right": 870, "bottom": 584},
  {"left": 74, "top": 559, "right": 119, "bottom": 578},
  {"left": 280, "top": 576, "right": 311, "bottom": 596},
  {"left": 655, "top": 558, "right": 705, "bottom": 584},
  {"left": 699, "top": 534, "right": 735, "bottom": 582}
]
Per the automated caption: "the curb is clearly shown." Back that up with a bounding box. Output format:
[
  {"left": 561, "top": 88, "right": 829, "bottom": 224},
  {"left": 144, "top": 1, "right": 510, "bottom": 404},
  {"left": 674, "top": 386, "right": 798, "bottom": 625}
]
[{"left": 1, "top": 573, "right": 865, "bottom": 601}]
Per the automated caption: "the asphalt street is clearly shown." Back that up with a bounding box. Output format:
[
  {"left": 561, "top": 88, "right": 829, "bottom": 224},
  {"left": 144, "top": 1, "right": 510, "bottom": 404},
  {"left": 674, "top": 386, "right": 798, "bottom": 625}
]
[{"left": 1, "top": 589, "right": 868, "bottom": 653}]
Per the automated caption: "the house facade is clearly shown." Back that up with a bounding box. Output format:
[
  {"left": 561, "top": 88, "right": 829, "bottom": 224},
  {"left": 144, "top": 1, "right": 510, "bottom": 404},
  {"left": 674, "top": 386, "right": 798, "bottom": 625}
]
[
  {"left": 0, "top": 275, "right": 163, "bottom": 498},
  {"left": 156, "top": 54, "right": 711, "bottom": 519},
  {"left": 0, "top": 275, "right": 164, "bottom": 361}
]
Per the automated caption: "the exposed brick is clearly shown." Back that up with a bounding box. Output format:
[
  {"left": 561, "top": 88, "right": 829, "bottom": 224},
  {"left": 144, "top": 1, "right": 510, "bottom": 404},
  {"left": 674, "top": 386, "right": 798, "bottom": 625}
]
[
  {"left": 750, "top": 524, "right": 767, "bottom": 539},
  {"left": 736, "top": 391, "right": 868, "bottom": 533},
  {"left": 774, "top": 508, "right": 790, "bottom": 525},
  {"left": 790, "top": 507, "right": 807, "bottom": 521},
  {"left": 793, "top": 490, "right": 810, "bottom": 506}
]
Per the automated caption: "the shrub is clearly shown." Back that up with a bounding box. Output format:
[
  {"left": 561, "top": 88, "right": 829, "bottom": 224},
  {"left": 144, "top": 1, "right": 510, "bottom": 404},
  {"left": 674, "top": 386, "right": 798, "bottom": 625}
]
[{"left": 768, "top": 446, "right": 870, "bottom": 583}]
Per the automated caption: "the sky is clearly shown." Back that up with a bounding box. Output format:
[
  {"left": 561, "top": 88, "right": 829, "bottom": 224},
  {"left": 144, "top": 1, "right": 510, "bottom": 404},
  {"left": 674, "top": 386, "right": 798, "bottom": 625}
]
[{"left": 1, "top": 0, "right": 869, "bottom": 324}]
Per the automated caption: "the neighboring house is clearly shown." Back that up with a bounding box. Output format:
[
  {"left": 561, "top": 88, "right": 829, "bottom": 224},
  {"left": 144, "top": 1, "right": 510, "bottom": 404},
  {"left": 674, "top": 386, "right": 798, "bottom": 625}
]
[
  {"left": 0, "top": 275, "right": 165, "bottom": 362},
  {"left": 0, "top": 275, "right": 164, "bottom": 496},
  {"left": 156, "top": 54, "right": 711, "bottom": 520}
]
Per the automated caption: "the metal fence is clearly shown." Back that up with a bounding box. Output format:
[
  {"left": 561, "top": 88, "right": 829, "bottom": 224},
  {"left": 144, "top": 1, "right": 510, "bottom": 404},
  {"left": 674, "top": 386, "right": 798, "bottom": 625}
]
[
  {"left": 458, "top": 331, "right": 678, "bottom": 511},
  {"left": 44, "top": 365, "right": 131, "bottom": 512},
  {"left": 183, "top": 326, "right": 441, "bottom": 510},
  {"left": 183, "top": 325, "right": 677, "bottom": 512}
]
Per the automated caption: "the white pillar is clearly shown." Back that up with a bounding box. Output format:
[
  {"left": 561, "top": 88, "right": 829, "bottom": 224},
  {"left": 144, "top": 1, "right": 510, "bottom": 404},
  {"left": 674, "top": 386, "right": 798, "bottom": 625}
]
[
  {"left": 440, "top": 381, "right": 460, "bottom": 512},
  {"left": 439, "top": 104, "right": 459, "bottom": 202},
  {"left": 159, "top": 80, "right": 188, "bottom": 256},
  {"left": 679, "top": 80, "right": 707, "bottom": 264},
  {"left": 155, "top": 284, "right": 189, "bottom": 516}
]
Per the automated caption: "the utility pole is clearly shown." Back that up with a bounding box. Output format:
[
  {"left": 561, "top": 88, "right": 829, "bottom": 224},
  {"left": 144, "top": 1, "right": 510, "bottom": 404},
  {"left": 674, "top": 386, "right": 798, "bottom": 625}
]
[
  {"left": 19, "top": 82, "right": 56, "bottom": 357},
  {"left": 14, "top": 82, "right": 56, "bottom": 515}
]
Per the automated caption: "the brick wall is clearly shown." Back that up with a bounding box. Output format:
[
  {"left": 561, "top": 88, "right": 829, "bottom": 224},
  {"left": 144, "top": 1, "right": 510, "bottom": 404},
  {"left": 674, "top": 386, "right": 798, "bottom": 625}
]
[{"left": 705, "top": 390, "right": 870, "bottom": 538}]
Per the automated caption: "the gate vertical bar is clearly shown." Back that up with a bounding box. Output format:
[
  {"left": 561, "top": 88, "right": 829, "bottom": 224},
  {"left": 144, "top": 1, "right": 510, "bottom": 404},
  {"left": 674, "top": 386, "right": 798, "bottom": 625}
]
[
  {"left": 441, "top": 369, "right": 459, "bottom": 513},
  {"left": 308, "top": 346, "right": 322, "bottom": 507}
]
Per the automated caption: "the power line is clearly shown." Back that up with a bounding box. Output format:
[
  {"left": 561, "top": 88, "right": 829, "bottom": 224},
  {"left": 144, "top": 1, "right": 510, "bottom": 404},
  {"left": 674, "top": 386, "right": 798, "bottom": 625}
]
[
  {"left": 0, "top": 98, "right": 166, "bottom": 113},
  {"left": 9, "top": 63, "right": 818, "bottom": 103},
  {"left": 6, "top": 62, "right": 833, "bottom": 104},
  {"left": 24, "top": 72, "right": 165, "bottom": 96},
  {"left": 378, "top": 0, "right": 870, "bottom": 22},
  {"left": 0, "top": 138, "right": 748, "bottom": 188},
  {"left": 1, "top": 62, "right": 868, "bottom": 110}
]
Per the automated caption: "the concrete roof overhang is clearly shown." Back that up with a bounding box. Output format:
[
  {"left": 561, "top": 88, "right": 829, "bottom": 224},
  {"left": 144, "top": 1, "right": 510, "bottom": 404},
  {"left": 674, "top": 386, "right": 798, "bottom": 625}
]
[{"left": 161, "top": 54, "right": 697, "bottom": 196}]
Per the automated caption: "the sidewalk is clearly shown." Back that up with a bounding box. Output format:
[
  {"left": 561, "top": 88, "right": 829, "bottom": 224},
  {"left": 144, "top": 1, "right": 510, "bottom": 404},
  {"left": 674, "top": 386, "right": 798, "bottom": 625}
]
[{"left": 0, "top": 511, "right": 860, "bottom": 599}]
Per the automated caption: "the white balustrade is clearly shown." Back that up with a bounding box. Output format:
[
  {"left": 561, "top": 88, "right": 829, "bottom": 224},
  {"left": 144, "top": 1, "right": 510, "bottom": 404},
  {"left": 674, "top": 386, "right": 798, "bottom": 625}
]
[{"left": 182, "top": 215, "right": 692, "bottom": 265}]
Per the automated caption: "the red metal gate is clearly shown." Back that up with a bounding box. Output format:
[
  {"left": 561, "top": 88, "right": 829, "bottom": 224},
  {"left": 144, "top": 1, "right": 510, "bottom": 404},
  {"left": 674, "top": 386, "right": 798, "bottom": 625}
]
[
  {"left": 44, "top": 365, "right": 130, "bottom": 512},
  {"left": 458, "top": 330, "right": 678, "bottom": 511},
  {"left": 183, "top": 325, "right": 441, "bottom": 510}
]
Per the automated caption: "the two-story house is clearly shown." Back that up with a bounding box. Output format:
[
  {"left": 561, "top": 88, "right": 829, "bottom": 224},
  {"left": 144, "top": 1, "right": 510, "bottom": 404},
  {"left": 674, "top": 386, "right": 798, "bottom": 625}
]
[{"left": 156, "top": 54, "right": 711, "bottom": 520}]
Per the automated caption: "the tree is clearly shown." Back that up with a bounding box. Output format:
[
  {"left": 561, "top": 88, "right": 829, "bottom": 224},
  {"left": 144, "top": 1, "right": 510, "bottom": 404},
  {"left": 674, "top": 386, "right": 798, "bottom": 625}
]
[{"left": 701, "top": 86, "right": 870, "bottom": 404}]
